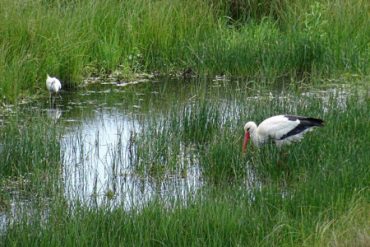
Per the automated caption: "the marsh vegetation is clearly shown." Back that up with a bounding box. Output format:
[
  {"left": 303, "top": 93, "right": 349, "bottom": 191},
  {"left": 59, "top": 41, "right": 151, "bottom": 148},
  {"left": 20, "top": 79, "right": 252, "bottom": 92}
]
[
  {"left": 0, "top": 0, "right": 369, "bottom": 246},
  {"left": 0, "top": 0, "right": 369, "bottom": 101},
  {"left": 0, "top": 77, "right": 369, "bottom": 246}
]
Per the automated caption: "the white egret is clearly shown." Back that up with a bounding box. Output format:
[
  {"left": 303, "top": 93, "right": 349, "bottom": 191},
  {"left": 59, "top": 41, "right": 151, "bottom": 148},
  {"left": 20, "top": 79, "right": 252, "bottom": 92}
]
[{"left": 46, "top": 74, "right": 62, "bottom": 106}]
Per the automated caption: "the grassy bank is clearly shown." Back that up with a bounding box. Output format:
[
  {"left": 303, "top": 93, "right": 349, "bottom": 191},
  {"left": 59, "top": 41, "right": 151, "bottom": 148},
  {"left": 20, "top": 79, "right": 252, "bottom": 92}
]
[
  {"left": 0, "top": 79, "right": 369, "bottom": 246},
  {"left": 2, "top": 189, "right": 369, "bottom": 246},
  {"left": 0, "top": 0, "right": 369, "bottom": 101}
]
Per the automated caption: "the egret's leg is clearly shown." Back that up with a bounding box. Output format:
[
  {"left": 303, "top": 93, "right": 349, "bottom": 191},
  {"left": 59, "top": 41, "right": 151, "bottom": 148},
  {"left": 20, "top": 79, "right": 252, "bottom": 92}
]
[{"left": 52, "top": 95, "right": 56, "bottom": 108}]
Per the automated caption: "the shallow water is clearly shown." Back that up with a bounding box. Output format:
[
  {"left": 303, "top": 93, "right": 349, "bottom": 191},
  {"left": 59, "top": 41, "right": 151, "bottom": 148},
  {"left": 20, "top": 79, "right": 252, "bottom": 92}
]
[
  {"left": 56, "top": 79, "right": 208, "bottom": 209},
  {"left": 0, "top": 77, "right": 367, "bottom": 228},
  {"left": 59, "top": 78, "right": 366, "bottom": 207},
  {"left": 61, "top": 109, "right": 202, "bottom": 209}
]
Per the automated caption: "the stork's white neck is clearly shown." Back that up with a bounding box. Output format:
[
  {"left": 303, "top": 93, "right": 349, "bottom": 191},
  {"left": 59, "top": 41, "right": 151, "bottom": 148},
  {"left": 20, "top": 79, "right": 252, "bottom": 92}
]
[{"left": 244, "top": 121, "right": 265, "bottom": 147}]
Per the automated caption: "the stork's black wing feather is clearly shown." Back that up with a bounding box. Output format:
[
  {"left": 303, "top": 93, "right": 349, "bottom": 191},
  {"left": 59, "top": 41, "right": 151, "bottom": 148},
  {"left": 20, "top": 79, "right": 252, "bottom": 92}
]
[{"left": 279, "top": 115, "right": 324, "bottom": 140}]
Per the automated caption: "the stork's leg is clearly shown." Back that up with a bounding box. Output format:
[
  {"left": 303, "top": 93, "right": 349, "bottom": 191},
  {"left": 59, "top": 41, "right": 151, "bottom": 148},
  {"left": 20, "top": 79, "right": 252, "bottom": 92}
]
[{"left": 277, "top": 148, "right": 289, "bottom": 167}]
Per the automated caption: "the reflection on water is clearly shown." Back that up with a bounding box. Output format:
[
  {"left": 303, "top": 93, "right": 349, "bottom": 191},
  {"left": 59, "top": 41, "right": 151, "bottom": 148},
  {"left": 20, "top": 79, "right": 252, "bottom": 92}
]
[
  {"left": 46, "top": 108, "right": 62, "bottom": 122},
  {"left": 61, "top": 110, "right": 202, "bottom": 208},
  {"left": 58, "top": 82, "right": 360, "bottom": 208}
]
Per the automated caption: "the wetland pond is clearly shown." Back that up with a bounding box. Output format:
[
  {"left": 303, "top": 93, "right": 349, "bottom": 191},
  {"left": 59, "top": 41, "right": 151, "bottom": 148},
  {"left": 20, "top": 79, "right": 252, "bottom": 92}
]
[{"left": 0, "top": 76, "right": 367, "bottom": 230}]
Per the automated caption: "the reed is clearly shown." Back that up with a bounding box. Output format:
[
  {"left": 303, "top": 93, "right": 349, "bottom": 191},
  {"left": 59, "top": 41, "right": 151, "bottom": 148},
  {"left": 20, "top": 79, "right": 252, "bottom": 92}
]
[
  {"left": 1, "top": 80, "right": 369, "bottom": 246},
  {"left": 0, "top": 111, "right": 61, "bottom": 177},
  {"left": 0, "top": 0, "right": 369, "bottom": 101}
]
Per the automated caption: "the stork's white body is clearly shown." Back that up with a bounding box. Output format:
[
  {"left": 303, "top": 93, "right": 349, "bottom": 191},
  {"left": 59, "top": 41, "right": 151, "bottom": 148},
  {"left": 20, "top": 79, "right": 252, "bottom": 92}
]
[
  {"left": 243, "top": 115, "right": 324, "bottom": 152},
  {"left": 248, "top": 115, "right": 319, "bottom": 147}
]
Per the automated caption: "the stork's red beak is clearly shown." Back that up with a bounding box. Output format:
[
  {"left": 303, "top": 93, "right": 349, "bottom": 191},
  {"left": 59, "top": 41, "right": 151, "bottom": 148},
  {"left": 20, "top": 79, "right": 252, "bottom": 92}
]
[{"left": 242, "top": 132, "right": 250, "bottom": 153}]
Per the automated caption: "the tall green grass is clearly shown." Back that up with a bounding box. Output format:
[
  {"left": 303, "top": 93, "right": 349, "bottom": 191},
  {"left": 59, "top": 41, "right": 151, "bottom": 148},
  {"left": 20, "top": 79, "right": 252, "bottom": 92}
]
[
  {"left": 1, "top": 81, "right": 369, "bottom": 245},
  {"left": 2, "top": 188, "right": 368, "bottom": 246},
  {"left": 0, "top": 0, "right": 369, "bottom": 101},
  {"left": 0, "top": 111, "right": 60, "bottom": 176},
  {"left": 0, "top": 110, "right": 62, "bottom": 199}
]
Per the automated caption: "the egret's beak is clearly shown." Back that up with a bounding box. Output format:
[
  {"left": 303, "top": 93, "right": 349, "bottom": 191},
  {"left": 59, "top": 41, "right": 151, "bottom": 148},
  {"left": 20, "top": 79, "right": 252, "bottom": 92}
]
[{"left": 242, "top": 131, "right": 250, "bottom": 153}]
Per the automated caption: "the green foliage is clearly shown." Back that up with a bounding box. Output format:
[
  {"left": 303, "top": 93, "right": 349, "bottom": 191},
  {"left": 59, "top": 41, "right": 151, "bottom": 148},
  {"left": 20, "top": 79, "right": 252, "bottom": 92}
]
[
  {"left": 0, "top": 111, "right": 61, "bottom": 177},
  {"left": 0, "top": 0, "right": 369, "bottom": 101},
  {"left": 199, "top": 129, "right": 246, "bottom": 183},
  {"left": 2, "top": 188, "right": 369, "bottom": 246}
]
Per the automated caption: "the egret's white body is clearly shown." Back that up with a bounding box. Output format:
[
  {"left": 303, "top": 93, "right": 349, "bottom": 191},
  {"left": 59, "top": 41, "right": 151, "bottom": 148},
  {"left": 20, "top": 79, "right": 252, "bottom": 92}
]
[
  {"left": 46, "top": 74, "right": 61, "bottom": 106},
  {"left": 46, "top": 74, "right": 61, "bottom": 94},
  {"left": 243, "top": 115, "right": 324, "bottom": 153}
]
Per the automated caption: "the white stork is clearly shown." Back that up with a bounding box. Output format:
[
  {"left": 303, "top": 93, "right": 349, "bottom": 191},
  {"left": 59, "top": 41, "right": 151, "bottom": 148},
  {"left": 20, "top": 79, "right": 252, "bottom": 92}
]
[
  {"left": 46, "top": 74, "right": 62, "bottom": 107},
  {"left": 242, "top": 115, "right": 324, "bottom": 153}
]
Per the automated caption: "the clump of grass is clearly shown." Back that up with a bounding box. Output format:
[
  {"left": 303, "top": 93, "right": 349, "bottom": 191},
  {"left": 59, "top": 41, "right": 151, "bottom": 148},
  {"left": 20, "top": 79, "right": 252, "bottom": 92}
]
[
  {"left": 132, "top": 119, "right": 183, "bottom": 178},
  {"left": 0, "top": 111, "right": 63, "bottom": 217},
  {"left": 132, "top": 99, "right": 223, "bottom": 177},
  {"left": 210, "top": 0, "right": 293, "bottom": 24},
  {"left": 199, "top": 128, "right": 246, "bottom": 184},
  {"left": 181, "top": 101, "right": 221, "bottom": 143},
  {"left": 304, "top": 195, "right": 370, "bottom": 246},
  {"left": 0, "top": 113, "right": 60, "bottom": 177}
]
